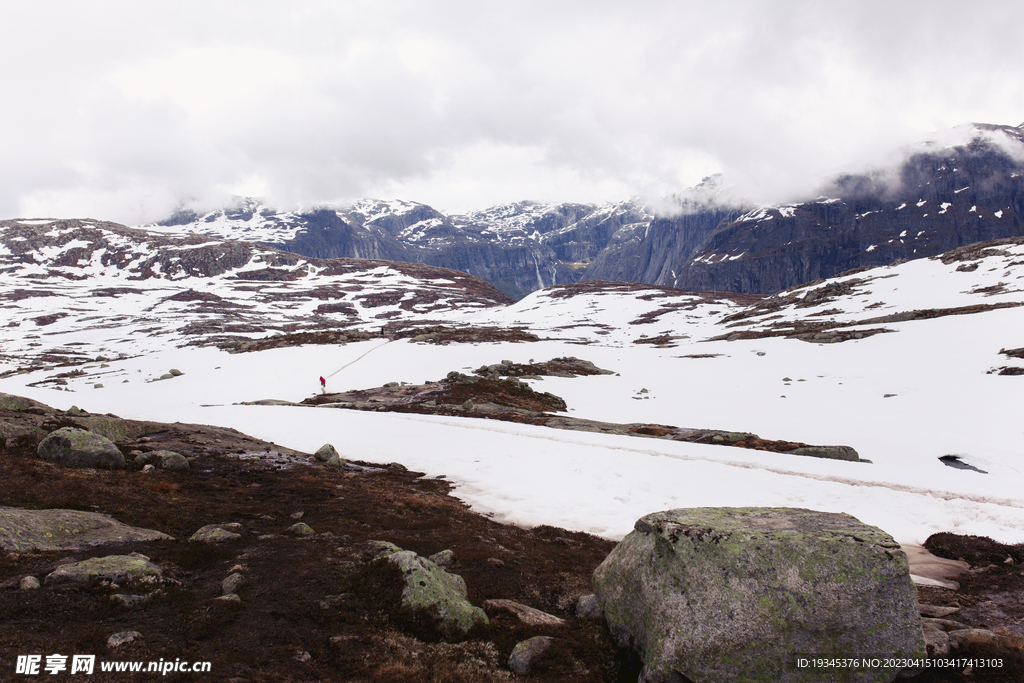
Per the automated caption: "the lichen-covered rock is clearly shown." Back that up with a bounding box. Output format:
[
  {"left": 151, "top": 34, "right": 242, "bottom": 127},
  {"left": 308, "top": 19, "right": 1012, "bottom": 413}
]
[
  {"left": 376, "top": 547, "right": 488, "bottom": 639},
  {"left": 508, "top": 636, "right": 555, "bottom": 675},
  {"left": 0, "top": 393, "right": 52, "bottom": 412},
  {"left": 593, "top": 507, "right": 924, "bottom": 683},
  {"left": 189, "top": 524, "right": 241, "bottom": 543},
  {"left": 156, "top": 451, "right": 190, "bottom": 471},
  {"left": 288, "top": 522, "right": 315, "bottom": 536},
  {"left": 45, "top": 555, "right": 162, "bottom": 587},
  {"left": 314, "top": 443, "right": 340, "bottom": 462},
  {"left": 36, "top": 427, "right": 126, "bottom": 469},
  {"left": 0, "top": 507, "right": 172, "bottom": 551}
]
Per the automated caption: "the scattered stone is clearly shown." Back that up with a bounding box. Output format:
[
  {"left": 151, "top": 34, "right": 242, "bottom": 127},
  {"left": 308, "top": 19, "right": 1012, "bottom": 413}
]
[
  {"left": 110, "top": 594, "right": 150, "bottom": 609},
  {"left": 593, "top": 507, "right": 924, "bottom": 683},
  {"left": 45, "top": 555, "right": 163, "bottom": 587},
  {"left": 288, "top": 522, "right": 315, "bottom": 537},
  {"left": 216, "top": 594, "right": 241, "bottom": 603},
  {"left": 314, "top": 444, "right": 340, "bottom": 462},
  {"left": 0, "top": 507, "right": 172, "bottom": 552},
  {"left": 508, "top": 635, "right": 554, "bottom": 675},
  {"left": 169, "top": 369, "right": 183, "bottom": 376},
  {"left": 290, "top": 511, "right": 304, "bottom": 520},
  {"left": 919, "top": 604, "right": 960, "bottom": 618},
  {"left": 107, "top": 631, "right": 142, "bottom": 648},
  {"left": 368, "top": 540, "right": 402, "bottom": 558},
  {"left": 948, "top": 628, "right": 999, "bottom": 650},
  {"left": 36, "top": 427, "right": 126, "bottom": 469},
  {"left": 483, "top": 599, "right": 565, "bottom": 627},
  {"left": 576, "top": 593, "right": 602, "bottom": 620},
  {"left": 922, "top": 624, "right": 951, "bottom": 658},
  {"left": 19, "top": 576, "right": 40, "bottom": 590},
  {"left": 151, "top": 450, "right": 189, "bottom": 471},
  {"left": 189, "top": 524, "right": 242, "bottom": 543},
  {"left": 428, "top": 549, "right": 455, "bottom": 567},
  {"left": 222, "top": 573, "right": 245, "bottom": 596},
  {"left": 326, "top": 454, "right": 344, "bottom": 467},
  {"left": 293, "top": 650, "right": 311, "bottom": 663}
]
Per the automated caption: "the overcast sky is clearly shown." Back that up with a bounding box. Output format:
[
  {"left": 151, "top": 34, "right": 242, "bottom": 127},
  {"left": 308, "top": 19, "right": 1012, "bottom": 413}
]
[{"left": 2, "top": 1, "right": 1022, "bottom": 224}]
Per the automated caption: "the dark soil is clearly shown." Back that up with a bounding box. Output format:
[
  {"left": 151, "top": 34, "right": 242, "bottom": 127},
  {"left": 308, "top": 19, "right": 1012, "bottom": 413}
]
[{"left": 0, "top": 400, "right": 626, "bottom": 682}]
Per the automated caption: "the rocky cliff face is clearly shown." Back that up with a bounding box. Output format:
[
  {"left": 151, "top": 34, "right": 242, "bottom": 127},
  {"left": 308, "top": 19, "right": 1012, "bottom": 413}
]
[
  {"left": 151, "top": 123, "right": 1024, "bottom": 297},
  {"left": 667, "top": 124, "right": 1024, "bottom": 293}
]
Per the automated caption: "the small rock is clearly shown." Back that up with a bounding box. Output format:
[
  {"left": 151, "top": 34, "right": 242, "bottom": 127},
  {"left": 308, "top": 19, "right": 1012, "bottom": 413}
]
[
  {"left": 923, "top": 626, "right": 950, "bottom": 658},
  {"left": 429, "top": 549, "right": 455, "bottom": 567},
  {"left": 368, "top": 540, "right": 402, "bottom": 558},
  {"left": 314, "top": 444, "right": 339, "bottom": 462},
  {"left": 508, "top": 636, "right": 555, "bottom": 675},
  {"left": 484, "top": 599, "right": 565, "bottom": 627},
  {"left": 288, "top": 522, "right": 315, "bottom": 537},
  {"left": 919, "top": 604, "right": 960, "bottom": 618},
  {"left": 216, "top": 593, "right": 241, "bottom": 603},
  {"left": 189, "top": 524, "right": 242, "bottom": 543},
  {"left": 290, "top": 511, "right": 304, "bottom": 520},
  {"left": 326, "top": 454, "right": 344, "bottom": 467},
  {"left": 157, "top": 451, "right": 190, "bottom": 471},
  {"left": 293, "top": 650, "right": 311, "bottom": 663},
  {"left": 107, "top": 631, "right": 142, "bottom": 648},
  {"left": 222, "top": 573, "right": 245, "bottom": 596},
  {"left": 576, "top": 593, "right": 602, "bottom": 620},
  {"left": 948, "top": 628, "right": 998, "bottom": 650},
  {"left": 141, "top": 464, "right": 156, "bottom": 472},
  {"left": 110, "top": 594, "right": 149, "bottom": 609},
  {"left": 19, "top": 576, "right": 41, "bottom": 590},
  {"left": 168, "top": 369, "right": 183, "bottom": 377}
]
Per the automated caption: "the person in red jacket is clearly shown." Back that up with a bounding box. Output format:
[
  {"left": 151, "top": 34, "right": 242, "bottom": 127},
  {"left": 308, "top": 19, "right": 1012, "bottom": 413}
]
[{"left": 319, "top": 376, "right": 326, "bottom": 393}]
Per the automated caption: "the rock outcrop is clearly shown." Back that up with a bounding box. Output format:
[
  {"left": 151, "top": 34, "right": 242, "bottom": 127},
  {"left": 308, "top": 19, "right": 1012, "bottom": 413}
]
[
  {"left": 593, "top": 507, "right": 924, "bottom": 683},
  {"left": 0, "top": 508, "right": 172, "bottom": 552}
]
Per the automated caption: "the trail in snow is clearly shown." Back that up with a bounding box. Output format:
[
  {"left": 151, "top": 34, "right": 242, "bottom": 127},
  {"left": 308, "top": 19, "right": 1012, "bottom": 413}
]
[{"left": 326, "top": 339, "right": 393, "bottom": 379}]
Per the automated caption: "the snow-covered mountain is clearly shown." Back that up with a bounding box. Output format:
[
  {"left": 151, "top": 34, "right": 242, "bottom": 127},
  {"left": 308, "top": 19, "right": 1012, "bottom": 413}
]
[
  {"left": 153, "top": 197, "right": 653, "bottom": 299},
  {"left": 2, "top": 215, "right": 1023, "bottom": 549},
  {"left": 149, "top": 122, "right": 1024, "bottom": 300}
]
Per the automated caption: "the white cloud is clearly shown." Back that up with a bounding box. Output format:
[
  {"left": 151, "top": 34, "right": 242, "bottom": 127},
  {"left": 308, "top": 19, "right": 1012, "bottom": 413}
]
[{"left": 1, "top": 1, "right": 1022, "bottom": 223}]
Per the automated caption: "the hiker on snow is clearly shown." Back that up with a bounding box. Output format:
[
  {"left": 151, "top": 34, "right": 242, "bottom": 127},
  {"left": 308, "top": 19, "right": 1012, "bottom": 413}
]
[{"left": 319, "top": 376, "right": 326, "bottom": 393}]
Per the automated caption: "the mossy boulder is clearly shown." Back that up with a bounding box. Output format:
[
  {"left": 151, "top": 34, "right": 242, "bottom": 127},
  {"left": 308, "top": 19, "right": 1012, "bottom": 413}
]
[
  {"left": 45, "top": 554, "right": 163, "bottom": 587},
  {"left": 36, "top": 427, "right": 126, "bottom": 469},
  {"left": 593, "top": 507, "right": 924, "bottom": 683},
  {"left": 314, "top": 443, "right": 340, "bottom": 462},
  {"left": 375, "top": 546, "right": 488, "bottom": 640},
  {"left": 0, "top": 507, "right": 172, "bottom": 552}
]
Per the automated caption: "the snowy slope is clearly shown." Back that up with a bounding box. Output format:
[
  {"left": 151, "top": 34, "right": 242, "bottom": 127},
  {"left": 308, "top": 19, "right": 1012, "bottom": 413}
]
[{"left": 1, "top": 227, "right": 1023, "bottom": 549}]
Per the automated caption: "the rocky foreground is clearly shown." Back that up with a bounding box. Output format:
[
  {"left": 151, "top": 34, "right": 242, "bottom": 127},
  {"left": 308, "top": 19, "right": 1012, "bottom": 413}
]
[{"left": 1, "top": 392, "right": 1023, "bottom": 682}]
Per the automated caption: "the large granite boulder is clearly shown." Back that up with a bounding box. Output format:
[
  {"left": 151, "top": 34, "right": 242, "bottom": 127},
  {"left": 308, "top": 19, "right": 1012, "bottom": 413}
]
[
  {"left": 37, "top": 427, "right": 126, "bottom": 469},
  {"left": 593, "top": 508, "right": 924, "bottom": 683}
]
